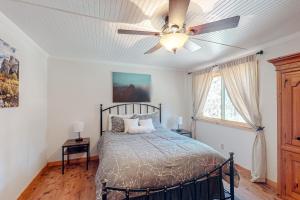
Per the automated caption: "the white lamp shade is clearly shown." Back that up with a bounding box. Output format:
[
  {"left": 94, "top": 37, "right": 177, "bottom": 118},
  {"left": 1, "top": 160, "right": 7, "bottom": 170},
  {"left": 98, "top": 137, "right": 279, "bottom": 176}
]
[
  {"left": 160, "top": 33, "right": 189, "bottom": 52},
  {"left": 72, "top": 121, "right": 84, "bottom": 133},
  {"left": 177, "top": 117, "right": 183, "bottom": 125}
]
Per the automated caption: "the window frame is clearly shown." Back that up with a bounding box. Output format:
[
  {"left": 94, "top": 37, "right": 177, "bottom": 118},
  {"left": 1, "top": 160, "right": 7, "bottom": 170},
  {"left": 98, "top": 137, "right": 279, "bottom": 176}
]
[{"left": 199, "top": 73, "right": 251, "bottom": 130}]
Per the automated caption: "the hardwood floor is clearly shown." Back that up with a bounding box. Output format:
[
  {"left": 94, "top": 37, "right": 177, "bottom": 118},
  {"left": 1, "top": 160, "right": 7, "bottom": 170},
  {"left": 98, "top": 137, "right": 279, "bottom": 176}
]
[
  {"left": 20, "top": 160, "right": 281, "bottom": 200},
  {"left": 19, "top": 161, "right": 97, "bottom": 200},
  {"left": 232, "top": 167, "right": 281, "bottom": 200}
]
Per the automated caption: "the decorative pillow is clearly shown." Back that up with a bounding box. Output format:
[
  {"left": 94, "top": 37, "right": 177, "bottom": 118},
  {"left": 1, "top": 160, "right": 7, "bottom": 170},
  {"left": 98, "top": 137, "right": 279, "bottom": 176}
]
[
  {"left": 108, "top": 114, "right": 133, "bottom": 131},
  {"left": 111, "top": 116, "right": 126, "bottom": 132},
  {"left": 133, "top": 112, "right": 162, "bottom": 129},
  {"left": 123, "top": 118, "right": 139, "bottom": 133},
  {"left": 139, "top": 119, "right": 155, "bottom": 131},
  {"left": 128, "top": 126, "right": 153, "bottom": 134}
]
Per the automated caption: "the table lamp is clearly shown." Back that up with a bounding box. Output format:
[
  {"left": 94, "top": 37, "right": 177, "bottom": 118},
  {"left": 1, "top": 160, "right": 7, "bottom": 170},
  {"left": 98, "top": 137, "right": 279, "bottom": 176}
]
[{"left": 72, "top": 121, "right": 84, "bottom": 142}]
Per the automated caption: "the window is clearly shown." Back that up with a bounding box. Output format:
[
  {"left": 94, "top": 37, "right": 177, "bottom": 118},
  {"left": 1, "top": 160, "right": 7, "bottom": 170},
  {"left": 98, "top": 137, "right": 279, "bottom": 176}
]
[{"left": 202, "top": 75, "right": 247, "bottom": 127}]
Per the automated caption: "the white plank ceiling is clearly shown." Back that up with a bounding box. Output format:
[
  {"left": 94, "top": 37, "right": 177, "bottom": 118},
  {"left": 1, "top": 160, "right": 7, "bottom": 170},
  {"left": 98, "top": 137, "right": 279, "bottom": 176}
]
[{"left": 1, "top": 0, "right": 300, "bottom": 69}]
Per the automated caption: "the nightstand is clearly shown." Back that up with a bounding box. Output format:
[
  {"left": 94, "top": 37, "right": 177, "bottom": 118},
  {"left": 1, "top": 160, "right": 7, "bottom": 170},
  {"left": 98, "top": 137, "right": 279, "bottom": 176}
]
[
  {"left": 62, "top": 137, "right": 90, "bottom": 174},
  {"left": 171, "top": 129, "right": 192, "bottom": 138}
]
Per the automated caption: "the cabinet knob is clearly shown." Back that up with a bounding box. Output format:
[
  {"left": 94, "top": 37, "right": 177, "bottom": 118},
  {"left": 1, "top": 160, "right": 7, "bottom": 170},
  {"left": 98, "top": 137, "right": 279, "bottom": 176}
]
[{"left": 296, "top": 137, "right": 300, "bottom": 141}]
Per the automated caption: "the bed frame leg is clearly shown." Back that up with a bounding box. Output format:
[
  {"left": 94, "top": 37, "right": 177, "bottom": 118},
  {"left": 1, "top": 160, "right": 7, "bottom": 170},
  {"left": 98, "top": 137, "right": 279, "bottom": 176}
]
[
  {"left": 229, "top": 152, "right": 235, "bottom": 200},
  {"left": 100, "top": 104, "right": 103, "bottom": 136},
  {"left": 102, "top": 180, "right": 107, "bottom": 200},
  {"left": 159, "top": 103, "right": 162, "bottom": 123}
]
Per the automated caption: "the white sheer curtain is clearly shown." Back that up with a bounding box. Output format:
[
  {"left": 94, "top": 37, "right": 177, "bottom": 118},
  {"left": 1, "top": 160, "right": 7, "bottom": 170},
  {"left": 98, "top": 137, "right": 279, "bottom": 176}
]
[
  {"left": 191, "top": 68, "right": 213, "bottom": 138},
  {"left": 219, "top": 55, "right": 267, "bottom": 182}
]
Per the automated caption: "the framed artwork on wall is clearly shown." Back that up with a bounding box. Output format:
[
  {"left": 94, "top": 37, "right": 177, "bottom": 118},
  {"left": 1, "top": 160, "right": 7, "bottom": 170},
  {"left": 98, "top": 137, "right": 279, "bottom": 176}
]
[
  {"left": 0, "top": 39, "right": 19, "bottom": 108},
  {"left": 112, "top": 72, "right": 151, "bottom": 102}
]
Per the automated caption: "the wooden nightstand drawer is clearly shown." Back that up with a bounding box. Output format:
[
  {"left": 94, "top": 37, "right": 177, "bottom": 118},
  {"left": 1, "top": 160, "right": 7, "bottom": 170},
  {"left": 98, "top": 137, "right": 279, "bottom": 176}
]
[
  {"left": 171, "top": 129, "right": 192, "bottom": 138},
  {"left": 65, "top": 146, "right": 88, "bottom": 154},
  {"left": 181, "top": 133, "right": 192, "bottom": 138}
]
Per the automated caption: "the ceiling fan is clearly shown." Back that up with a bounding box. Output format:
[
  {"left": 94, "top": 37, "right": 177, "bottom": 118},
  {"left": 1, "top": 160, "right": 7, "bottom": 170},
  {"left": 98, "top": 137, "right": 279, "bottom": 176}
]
[{"left": 118, "top": 0, "right": 241, "bottom": 54}]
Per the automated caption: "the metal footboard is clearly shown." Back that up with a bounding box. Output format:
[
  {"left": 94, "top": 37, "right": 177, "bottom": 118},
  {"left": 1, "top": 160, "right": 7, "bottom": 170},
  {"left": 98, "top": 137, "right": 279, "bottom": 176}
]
[{"left": 101, "top": 152, "right": 235, "bottom": 200}]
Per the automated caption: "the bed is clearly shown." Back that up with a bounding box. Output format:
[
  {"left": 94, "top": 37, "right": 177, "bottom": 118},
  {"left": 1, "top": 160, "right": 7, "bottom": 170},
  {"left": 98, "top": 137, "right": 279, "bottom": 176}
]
[{"left": 96, "top": 103, "right": 238, "bottom": 200}]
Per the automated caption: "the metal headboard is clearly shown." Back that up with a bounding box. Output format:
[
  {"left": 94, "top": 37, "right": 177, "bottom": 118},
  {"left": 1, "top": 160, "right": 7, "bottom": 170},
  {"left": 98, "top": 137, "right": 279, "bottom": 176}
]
[{"left": 100, "top": 103, "right": 161, "bottom": 136}]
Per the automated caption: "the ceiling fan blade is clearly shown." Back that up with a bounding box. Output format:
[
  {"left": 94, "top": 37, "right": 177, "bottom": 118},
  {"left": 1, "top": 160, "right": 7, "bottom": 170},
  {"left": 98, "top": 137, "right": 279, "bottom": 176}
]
[
  {"left": 189, "top": 16, "right": 240, "bottom": 35},
  {"left": 118, "top": 29, "right": 160, "bottom": 36},
  {"left": 184, "top": 40, "right": 201, "bottom": 52},
  {"left": 169, "top": 0, "right": 190, "bottom": 28},
  {"left": 144, "top": 43, "right": 162, "bottom": 54},
  {"left": 191, "top": 37, "right": 247, "bottom": 50}
]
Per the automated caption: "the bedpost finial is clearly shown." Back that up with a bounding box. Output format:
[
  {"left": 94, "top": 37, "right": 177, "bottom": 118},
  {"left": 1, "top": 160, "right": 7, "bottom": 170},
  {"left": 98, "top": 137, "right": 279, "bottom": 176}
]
[
  {"left": 229, "top": 152, "right": 234, "bottom": 158},
  {"left": 102, "top": 179, "right": 108, "bottom": 186}
]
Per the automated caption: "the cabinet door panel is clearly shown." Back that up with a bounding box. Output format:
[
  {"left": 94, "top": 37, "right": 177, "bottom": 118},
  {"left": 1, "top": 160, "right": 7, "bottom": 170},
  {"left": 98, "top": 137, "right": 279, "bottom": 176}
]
[
  {"left": 282, "top": 72, "right": 300, "bottom": 147},
  {"left": 285, "top": 151, "right": 300, "bottom": 199}
]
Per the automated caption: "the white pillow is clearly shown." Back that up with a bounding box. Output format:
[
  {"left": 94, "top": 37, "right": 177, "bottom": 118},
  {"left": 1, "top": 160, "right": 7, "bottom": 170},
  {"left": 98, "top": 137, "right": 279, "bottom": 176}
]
[
  {"left": 123, "top": 118, "right": 139, "bottom": 133},
  {"left": 139, "top": 119, "right": 155, "bottom": 131},
  {"left": 128, "top": 126, "right": 153, "bottom": 134},
  {"left": 108, "top": 114, "right": 133, "bottom": 131}
]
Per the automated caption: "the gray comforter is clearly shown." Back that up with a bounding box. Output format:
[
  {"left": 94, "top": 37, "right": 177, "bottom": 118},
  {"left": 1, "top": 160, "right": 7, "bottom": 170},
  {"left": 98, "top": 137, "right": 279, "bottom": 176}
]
[{"left": 96, "top": 129, "right": 238, "bottom": 200}]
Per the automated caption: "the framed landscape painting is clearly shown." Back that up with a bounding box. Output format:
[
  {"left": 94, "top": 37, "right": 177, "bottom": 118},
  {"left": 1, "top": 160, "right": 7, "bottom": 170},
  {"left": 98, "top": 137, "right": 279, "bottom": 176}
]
[
  {"left": 0, "top": 39, "right": 19, "bottom": 108},
  {"left": 112, "top": 72, "right": 151, "bottom": 102}
]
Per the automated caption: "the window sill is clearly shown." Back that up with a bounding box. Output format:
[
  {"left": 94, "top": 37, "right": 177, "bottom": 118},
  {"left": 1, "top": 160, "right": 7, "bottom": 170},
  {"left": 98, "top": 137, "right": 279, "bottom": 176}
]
[{"left": 197, "top": 117, "right": 253, "bottom": 131}]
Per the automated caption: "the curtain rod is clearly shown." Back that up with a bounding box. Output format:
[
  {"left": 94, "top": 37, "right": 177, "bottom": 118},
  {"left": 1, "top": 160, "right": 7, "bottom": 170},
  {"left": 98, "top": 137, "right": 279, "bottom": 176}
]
[{"left": 187, "top": 50, "right": 264, "bottom": 75}]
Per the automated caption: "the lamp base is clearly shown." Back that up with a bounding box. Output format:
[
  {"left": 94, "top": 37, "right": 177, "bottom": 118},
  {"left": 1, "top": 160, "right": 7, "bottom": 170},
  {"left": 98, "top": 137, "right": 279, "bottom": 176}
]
[
  {"left": 176, "top": 124, "right": 182, "bottom": 132},
  {"left": 75, "top": 137, "right": 83, "bottom": 142},
  {"left": 75, "top": 132, "right": 83, "bottom": 142}
]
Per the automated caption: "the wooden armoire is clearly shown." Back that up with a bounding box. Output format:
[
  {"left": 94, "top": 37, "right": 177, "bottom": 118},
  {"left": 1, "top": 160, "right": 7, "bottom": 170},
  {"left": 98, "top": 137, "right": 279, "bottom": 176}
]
[{"left": 269, "top": 53, "right": 300, "bottom": 200}]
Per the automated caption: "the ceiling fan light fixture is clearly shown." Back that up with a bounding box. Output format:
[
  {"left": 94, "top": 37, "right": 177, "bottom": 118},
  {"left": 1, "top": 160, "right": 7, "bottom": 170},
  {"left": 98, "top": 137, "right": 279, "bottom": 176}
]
[
  {"left": 160, "top": 33, "right": 189, "bottom": 52},
  {"left": 170, "top": 24, "right": 180, "bottom": 33}
]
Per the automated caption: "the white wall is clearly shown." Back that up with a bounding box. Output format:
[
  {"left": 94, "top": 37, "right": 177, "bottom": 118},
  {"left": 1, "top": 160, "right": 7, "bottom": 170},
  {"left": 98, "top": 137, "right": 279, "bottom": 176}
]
[
  {"left": 0, "top": 12, "right": 48, "bottom": 200},
  {"left": 190, "top": 32, "right": 300, "bottom": 182},
  {"left": 47, "top": 58, "right": 188, "bottom": 161}
]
